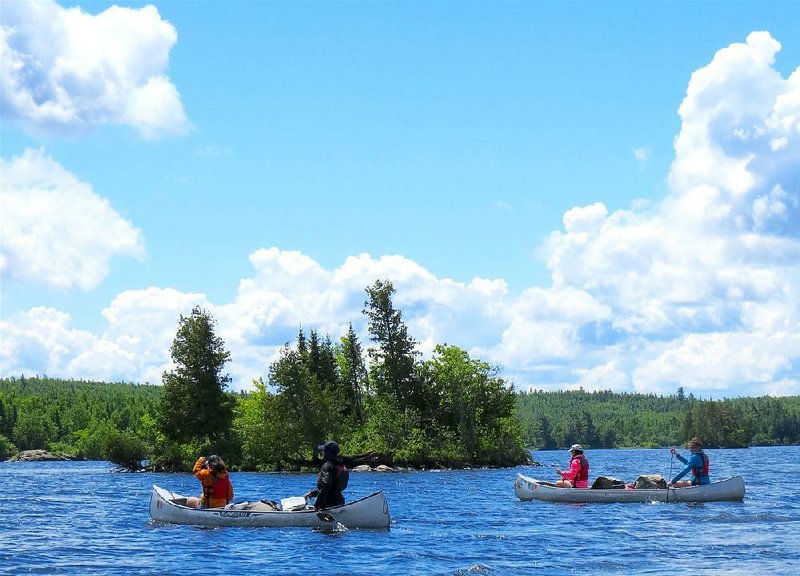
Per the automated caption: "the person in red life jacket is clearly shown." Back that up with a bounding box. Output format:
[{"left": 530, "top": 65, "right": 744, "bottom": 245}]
[
  {"left": 555, "top": 444, "right": 590, "bottom": 488},
  {"left": 186, "top": 455, "right": 234, "bottom": 508},
  {"left": 304, "top": 440, "right": 349, "bottom": 510},
  {"left": 668, "top": 437, "right": 710, "bottom": 487}
]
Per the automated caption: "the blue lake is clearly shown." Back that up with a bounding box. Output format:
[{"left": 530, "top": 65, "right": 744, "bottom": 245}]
[{"left": 3, "top": 446, "right": 799, "bottom": 575}]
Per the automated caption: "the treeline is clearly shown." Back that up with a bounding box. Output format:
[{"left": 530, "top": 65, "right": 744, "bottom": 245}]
[
  {"left": 3, "top": 280, "right": 798, "bottom": 467},
  {"left": 517, "top": 388, "right": 800, "bottom": 449},
  {"left": 3, "top": 379, "right": 799, "bottom": 465},
  {"left": 0, "top": 280, "right": 529, "bottom": 470},
  {"left": 0, "top": 376, "right": 162, "bottom": 462}
]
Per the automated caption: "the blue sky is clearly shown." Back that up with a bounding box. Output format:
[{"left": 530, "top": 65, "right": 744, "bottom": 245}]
[{"left": 1, "top": 1, "right": 798, "bottom": 398}]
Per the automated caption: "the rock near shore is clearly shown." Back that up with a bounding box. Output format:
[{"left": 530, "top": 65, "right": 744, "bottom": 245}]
[{"left": 8, "top": 449, "right": 78, "bottom": 462}]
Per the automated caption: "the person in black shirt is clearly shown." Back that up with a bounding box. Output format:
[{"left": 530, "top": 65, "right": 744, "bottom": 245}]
[{"left": 305, "top": 440, "right": 348, "bottom": 509}]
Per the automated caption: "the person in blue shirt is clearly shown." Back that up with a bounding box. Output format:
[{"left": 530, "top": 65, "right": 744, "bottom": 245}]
[{"left": 668, "top": 437, "right": 710, "bottom": 487}]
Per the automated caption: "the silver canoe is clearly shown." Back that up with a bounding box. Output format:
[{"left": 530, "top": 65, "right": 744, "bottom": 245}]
[
  {"left": 150, "top": 484, "right": 391, "bottom": 529},
  {"left": 514, "top": 473, "right": 745, "bottom": 503}
]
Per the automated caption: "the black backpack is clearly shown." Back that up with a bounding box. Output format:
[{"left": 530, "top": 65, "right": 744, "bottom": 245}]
[{"left": 335, "top": 463, "right": 349, "bottom": 491}]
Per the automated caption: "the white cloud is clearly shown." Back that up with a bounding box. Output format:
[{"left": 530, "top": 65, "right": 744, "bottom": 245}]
[
  {"left": 538, "top": 30, "right": 800, "bottom": 397},
  {"left": 0, "top": 0, "right": 189, "bottom": 138},
  {"left": 575, "top": 362, "right": 630, "bottom": 393},
  {"left": 0, "top": 289, "right": 208, "bottom": 385},
  {"left": 0, "top": 148, "right": 144, "bottom": 290},
  {"left": 1, "top": 31, "right": 798, "bottom": 398}
]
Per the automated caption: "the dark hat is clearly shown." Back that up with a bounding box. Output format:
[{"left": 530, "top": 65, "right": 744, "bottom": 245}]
[{"left": 318, "top": 440, "right": 340, "bottom": 458}]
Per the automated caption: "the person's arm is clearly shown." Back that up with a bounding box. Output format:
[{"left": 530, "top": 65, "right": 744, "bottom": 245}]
[
  {"left": 670, "top": 447, "right": 689, "bottom": 466},
  {"left": 559, "top": 459, "right": 580, "bottom": 481},
  {"left": 317, "top": 462, "right": 333, "bottom": 490},
  {"left": 305, "top": 465, "right": 331, "bottom": 500},
  {"left": 671, "top": 458, "right": 694, "bottom": 483},
  {"left": 193, "top": 457, "right": 208, "bottom": 480}
]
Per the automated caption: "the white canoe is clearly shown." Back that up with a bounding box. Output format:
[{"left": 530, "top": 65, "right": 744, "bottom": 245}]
[
  {"left": 514, "top": 473, "right": 745, "bottom": 503},
  {"left": 150, "top": 484, "right": 391, "bottom": 529}
]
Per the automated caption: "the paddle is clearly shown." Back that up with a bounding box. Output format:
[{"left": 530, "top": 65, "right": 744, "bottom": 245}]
[
  {"left": 316, "top": 511, "right": 336, "bottom": 523},
  {"left": 667, "top": 450, "right": 675, "bottom": 503},
  {"left": 314, "top": 507, "right": 350, "bottom": 530}
]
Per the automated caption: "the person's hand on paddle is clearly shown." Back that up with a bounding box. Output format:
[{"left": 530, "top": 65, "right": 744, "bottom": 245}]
[{"left": 670, "top": 447, "right": 678, "bottom": 456}]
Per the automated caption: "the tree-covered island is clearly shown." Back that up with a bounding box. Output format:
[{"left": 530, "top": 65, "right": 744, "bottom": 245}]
[
  {"left": 1, "top": 280, "right": 799, "bottom": 469},
  {"left": 0, "top": 280, "right": 530, "bottom": 470}
]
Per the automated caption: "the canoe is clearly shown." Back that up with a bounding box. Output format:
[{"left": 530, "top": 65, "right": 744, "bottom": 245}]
[
  {"left": 149, "top": 484, "right": 391, "bottom": 529},
  {"left": 514, "top": 473, "right": 745, "bottom": 503}
]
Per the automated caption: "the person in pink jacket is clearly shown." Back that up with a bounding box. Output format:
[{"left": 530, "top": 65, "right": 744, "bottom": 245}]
[{"left": 555, "top": 444, "right": 590, "bottom": 488}]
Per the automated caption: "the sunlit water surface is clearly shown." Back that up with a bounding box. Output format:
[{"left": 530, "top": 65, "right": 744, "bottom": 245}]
[{"left": 3, "top": 447, "right": 799, "bottom": 575}]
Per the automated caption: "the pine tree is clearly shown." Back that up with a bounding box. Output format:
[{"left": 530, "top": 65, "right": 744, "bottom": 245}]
[
  {"left": 158, "top": 306, "right": 233, "bottom": 447},
  {"left": 363, "top": 280, "right": 422, "bottom": 410}
]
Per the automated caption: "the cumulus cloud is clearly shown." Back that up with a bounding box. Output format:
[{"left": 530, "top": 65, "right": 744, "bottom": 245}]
[
  {"left": 0, "top": 289, "right": 208, "bottom": 384},
  {"left": 0, "top": 149, "right": 144, "bottom": 290},
  {"left": 1, "top": 31, "right": 798, "bottom": 398},
  {"left": 0, "top": 250, "right": 513, "bottom": 391},
  {"left": 537, "top": 31, "right": 800, "bottom": 396},
  {"left": 0, "top": 0, "right": 189, "bottom": 138}
]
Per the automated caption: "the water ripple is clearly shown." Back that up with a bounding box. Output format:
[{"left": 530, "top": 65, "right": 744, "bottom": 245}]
[{"left": 3, "top": 448, "right": 800, "bottom": 575}]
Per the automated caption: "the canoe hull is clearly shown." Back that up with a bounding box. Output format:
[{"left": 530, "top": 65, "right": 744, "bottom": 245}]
[
  {"left": 514, "top": 473, "right": 745, "bottom": 503},
  {"left": 150, "top": 484, "right": 391, "bottom": 529}
]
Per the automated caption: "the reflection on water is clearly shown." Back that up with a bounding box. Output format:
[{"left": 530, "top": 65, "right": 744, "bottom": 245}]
[{"left": 2, "top": 446, "right": 799, "bottom": 575}]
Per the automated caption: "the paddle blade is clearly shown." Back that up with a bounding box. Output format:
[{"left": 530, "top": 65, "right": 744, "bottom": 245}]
[{"left": 316, "top": 511, "right": 336, "bottom": 523}]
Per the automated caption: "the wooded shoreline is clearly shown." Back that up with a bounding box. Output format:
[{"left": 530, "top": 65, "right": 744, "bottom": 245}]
[{"left": 3, "top": 376, "right": 798, "bottom": 470}]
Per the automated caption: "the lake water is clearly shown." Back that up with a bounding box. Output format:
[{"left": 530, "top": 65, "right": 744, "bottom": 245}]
[{"left": 3, "top": 446, "right": 799, "bottom": 575}]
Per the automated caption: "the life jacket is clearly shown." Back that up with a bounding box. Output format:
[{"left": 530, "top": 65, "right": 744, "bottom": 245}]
[
  {"left": 572, "top": 454, "right": 589, "bottom": 484},
  {"left": 691, "top": 450, "right": 709, "bottom": 480},
  {"left": 203, "top": 474, "right": 232, "bottom": 508}
]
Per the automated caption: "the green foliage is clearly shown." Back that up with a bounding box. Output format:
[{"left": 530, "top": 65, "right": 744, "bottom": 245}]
[
  {"left": 158, "top": 306, "right": 234, "bottom": 453},
  {"left": 0, "top": 434, "right": 17, "bottom": 459},
  {"left": 12, "top": 399, "right": 57, "bottom": 450},
  {"left": 516, "top": 389, "right": 800, "bottom": 449},
  {"left": 336, "top": 322, "right": 368, "bottom": 421},
  {"left": 420, "top": 344, "right": 527, "bottom": 466},
  {"left": 0, "top": 376, "right": 161, "bottom": 459},
  {"left": 102, "top": 429, "right": 148, "bottom": 468},
  {"left": 363, "top": 280, "right": 424, "bottom": 411},
  {"left": 347, "top": 394, "right": 406, "bottom": 454},
  {"left": 10, "top": 285, "right": 798, "bottom": 473},
  {"left": 267, "top": 333, "right": 345, "bottom": 457}
]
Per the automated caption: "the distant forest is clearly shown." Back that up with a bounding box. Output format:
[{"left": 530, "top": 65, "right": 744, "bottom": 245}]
[
  {"left": 517, "top": 388, "right": 800, "bottom": 449},
  {"left": 2, "top": 376, "right": 798, "bottom": 466}
]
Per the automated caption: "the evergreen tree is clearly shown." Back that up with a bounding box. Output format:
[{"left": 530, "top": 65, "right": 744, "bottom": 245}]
[
  {"left": 157, "top": 306, "right": 234, "bottom": 449},
  {"left": 363, "top": 280, "right": 422, "bottom": 410},
  {"left": 337, "top": 322, "right": 367, "bottom": 421}
]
